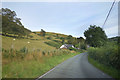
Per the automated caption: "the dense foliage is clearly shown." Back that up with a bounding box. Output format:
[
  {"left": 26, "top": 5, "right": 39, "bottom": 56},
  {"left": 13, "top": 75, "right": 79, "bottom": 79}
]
[
  {"left": 88, "top": 42, "right": 120, "bottom": 69},
  {"left": 67, "top": 35, "right": 74, "bottom": 44},
  {"left": 1, "top": 8, "right": 31, "bottom": 37},
  {"left": 84, "top": 25, "right": 107, "bottom": 47}
]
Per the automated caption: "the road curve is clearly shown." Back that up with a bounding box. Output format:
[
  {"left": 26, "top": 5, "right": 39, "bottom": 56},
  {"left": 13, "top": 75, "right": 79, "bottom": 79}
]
[{"left": 38, "top": 53, "right": 112, "bottom": 78}]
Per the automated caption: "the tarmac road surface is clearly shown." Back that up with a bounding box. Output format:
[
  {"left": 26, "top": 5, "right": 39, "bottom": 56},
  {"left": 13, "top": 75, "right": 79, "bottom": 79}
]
[{"left": 37, "top": 53, "right": 112, "bottom": 79}]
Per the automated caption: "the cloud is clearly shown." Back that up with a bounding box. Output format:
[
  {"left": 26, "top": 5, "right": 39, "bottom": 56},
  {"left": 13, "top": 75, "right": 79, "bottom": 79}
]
[
  {"left": 104, "top": 26, "right": 118, "bottom": 38},
  {"left": 2, "top": 0, "right": 119, "bottom": 2}
]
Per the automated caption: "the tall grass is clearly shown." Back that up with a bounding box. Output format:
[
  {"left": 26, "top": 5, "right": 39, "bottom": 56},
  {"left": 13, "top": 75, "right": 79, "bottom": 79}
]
[
  {"left": 2, "top": 47, "right": 79, "bottom": 78},
  {"left": 88, "top": 42, "right": 120, "bottom": 78}
]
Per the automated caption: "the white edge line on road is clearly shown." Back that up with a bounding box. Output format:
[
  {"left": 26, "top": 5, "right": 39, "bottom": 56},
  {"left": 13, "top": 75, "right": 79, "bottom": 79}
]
[
  {"left": 35, "top": 54, "right": 81, "bottom": 80},
  {"left": 35, "top": 59, "right": 65, "bottom": 80},
  {"left": 36, "top": 66, "right": 57, "bottom": 80}
]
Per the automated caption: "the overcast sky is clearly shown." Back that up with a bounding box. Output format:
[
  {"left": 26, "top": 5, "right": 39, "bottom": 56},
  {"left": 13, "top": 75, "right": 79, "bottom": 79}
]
[{"left": 2, "top": 1, "right": 118, "bottom": 38}]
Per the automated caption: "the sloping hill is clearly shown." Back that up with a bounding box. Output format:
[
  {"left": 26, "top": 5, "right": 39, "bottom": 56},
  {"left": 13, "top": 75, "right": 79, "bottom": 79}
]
[
  {"left": 2, "top": 31, "right": 69, "bottom": 51},
  {"left": 34, "top": 32, "right": 68, "bottom": 39},
  {"left": 1, "top": 8, "right": 74, "bottom": 52}
]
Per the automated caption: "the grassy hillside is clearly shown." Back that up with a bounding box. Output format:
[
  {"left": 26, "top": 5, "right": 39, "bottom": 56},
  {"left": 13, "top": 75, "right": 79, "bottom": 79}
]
[
  {"left": 33, "top": 31, "right": 68, "bottom": 41},
  {"left": 35, "top": 32, "right": 68, "bottom": 37},
  {"left": 2, "top": 35, "right": 55, "bottom": 52},
  {"left": 2, "top": 31, "right": 70, "bottom": 51},
  {"left": 2, "top": 31, "right": 80, "bottom": 78}
]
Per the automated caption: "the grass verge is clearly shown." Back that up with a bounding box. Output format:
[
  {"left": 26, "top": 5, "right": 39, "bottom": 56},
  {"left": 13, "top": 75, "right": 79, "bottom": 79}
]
[
  {"left": 88, "top": 56, "right": 120, "bottom": 79},
  {"left": 3, "top": 52, "right": 80, "bottom": 78}
]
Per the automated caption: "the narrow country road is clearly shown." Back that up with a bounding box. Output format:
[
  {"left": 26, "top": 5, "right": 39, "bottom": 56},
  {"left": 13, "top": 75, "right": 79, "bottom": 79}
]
[{"left": 37, "top": 53, "right": 112, "bottom": 79}]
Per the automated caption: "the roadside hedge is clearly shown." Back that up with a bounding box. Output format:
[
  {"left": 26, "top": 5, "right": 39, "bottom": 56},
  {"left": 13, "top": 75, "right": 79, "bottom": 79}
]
[{"left": 88, "top": 42, "right": 120, "bottom": 69}]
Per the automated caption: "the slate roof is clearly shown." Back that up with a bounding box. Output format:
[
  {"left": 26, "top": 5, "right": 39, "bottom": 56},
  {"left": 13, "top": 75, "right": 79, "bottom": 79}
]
[{"left": 64, "top": 44, "right": 74, "bottom": 48}]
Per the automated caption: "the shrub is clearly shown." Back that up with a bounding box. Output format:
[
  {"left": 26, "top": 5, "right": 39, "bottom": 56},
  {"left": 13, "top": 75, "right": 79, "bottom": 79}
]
[
  {"left": 69, "top": 47, "right": 77, "bottom": 51},
  {"left": 47, "top": 37, "right": 52, "bottom": 40},
  {"left": 2, "top": 48, "right": 9, "bottom": 58},
  {"left": 20, "top": 46, "right": 28, "bottom": 53},
  {"left": 42, "top": 51, "right": 45, "bottom": 55},
  {"left": 88, "top": 42, "right": 120, "bottom": 69},
  {"left": 80, "top": 42, "right": 87, "bottom": 50}
]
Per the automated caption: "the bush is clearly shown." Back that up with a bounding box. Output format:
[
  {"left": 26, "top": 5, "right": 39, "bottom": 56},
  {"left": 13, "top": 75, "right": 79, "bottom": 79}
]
[
  {"left": 20, "top": 46, "right": 28, "bottom": 53},
  {"left": 75, "top": 42, "right": 87, "bottom": 50},
  {"left": 2, "top": 48, "right": 9, "bottom": 58},
  {"left": 42, "top": 51, "right": 45, "bottom": 55},
  {"left": 80, "top": 42, "right": 87, "bottom": 50},
  {"left": 88, "top": 42, "right": 120, "bottom": 69},
  {"left": 2, "top": 47, "right": 72, "bottom": 63},
  {"left": 69, "top": 47, "right": 77, "bottom": 51},
  {"left": 47, "top": 37, "right": 52, "bottom": 40}
]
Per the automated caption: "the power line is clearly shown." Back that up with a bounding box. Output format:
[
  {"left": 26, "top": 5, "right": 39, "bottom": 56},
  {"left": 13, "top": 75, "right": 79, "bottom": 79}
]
[{"left": 102, "top": 0, "right": 116, "bottom": 28}]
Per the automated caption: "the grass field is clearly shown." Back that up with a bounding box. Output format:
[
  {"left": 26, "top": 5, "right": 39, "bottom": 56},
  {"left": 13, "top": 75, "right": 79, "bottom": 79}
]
[
  {"left": 2, "top": 35, "right": 55, "bottom": 52},
  {"left": 2, "top": 32, "right": 69, "bottom": 51},
  {"left": 2, "top": 32, "right": 80, "bottom": 78}
]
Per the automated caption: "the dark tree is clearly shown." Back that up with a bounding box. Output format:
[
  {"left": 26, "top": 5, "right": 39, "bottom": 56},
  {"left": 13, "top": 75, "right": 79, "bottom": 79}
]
[
  {"left": 62, "top": 39, "right": 65, "bottom": 44},
  {"left": 84, "top": 25, "right": 107, "bottom": 47},
  {"left": 67, "top": 35, "right": 73, "bottom": 44},
  {"left": 72, "top": 38, "right": 78, "bottom": 46},
  {"left": 1, "top": 8, "right": 31, "bottom": 37},
  {"left": 67, "top": 35, "right": 72, "bottom": 39},
  {"left": 40, "top": 29, "right": 46, "bottom": 37},
  {"left": 77, "top": 37, "right": 85, "bottom": 43}
]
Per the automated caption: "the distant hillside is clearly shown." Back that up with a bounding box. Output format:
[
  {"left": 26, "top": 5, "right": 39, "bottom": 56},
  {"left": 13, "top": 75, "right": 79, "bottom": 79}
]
[
  {"left": 108, "top": 36, "right": 120, "bottom": 42},
  {"left": 1, "top": 8, "right": 31, "bottom": 37},
  {"left": 34, "top": 31, "right": 68, "bottom": 37},
  {"left": 33, "top": 31, "right": 69, "bottom": 40}
]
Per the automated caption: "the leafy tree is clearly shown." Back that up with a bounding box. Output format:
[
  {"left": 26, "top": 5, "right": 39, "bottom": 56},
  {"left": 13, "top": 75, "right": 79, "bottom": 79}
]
[
  {"left": 84, "top": 25, "right": 107, "bottom": 47},
  {"left": 72, "top": 38, "right": 78, "bottom": 46},
  {"left": 40, "top": 29, "right": 46, "bottom": 37},
  {"left": 62, "top": 39, "right": 65, "bottom": 44},
  {"left": 66, "top": 35, "right": 73, "bottom": 44},
  {"left": 67, "top": 35, "right": 78, "bottom": 45},
  {"left": 79, "top": 42, "right": 87, "bottom": 50},
  {"left": 67, "top": 35, "right": 72, "bottom": 39},
  {"left": 77, "top": 37, "right": 85, "bottom": 43},
  {"left": 1, "top": 8, "right": 31, "bottom": 37},
  {"left": 75, "top": 37, "right": 86, "bottom": 49}
]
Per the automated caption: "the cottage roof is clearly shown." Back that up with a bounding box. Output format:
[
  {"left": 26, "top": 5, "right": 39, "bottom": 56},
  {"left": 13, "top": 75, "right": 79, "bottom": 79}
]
[{"left": 64, "top": 44, "right": 74, "bottom": 48}]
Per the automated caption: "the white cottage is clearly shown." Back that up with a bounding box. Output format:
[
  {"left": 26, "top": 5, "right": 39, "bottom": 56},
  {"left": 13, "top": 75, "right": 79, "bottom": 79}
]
[{"left": 60, "top": 44, "right": 74, "bottom": 49}]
